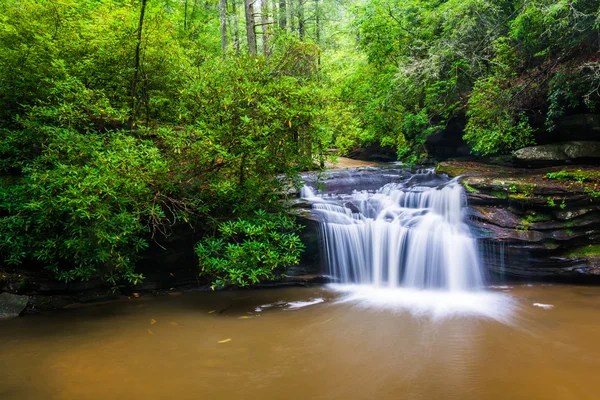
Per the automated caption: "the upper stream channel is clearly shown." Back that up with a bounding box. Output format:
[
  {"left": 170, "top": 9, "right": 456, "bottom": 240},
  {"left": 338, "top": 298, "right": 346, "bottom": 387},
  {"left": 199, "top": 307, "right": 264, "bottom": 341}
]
[{"left": 2, "top": 165, "right": 600, "bottom": 400}]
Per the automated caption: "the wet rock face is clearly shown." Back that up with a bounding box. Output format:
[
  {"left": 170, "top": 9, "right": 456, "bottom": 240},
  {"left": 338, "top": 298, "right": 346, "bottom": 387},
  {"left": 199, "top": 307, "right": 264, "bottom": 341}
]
[
  {"left": 346, "top": 144, "right": 398, "bottom": 162},
  {"left": 538, "top": 114, "right": 600, "bottom": 144},
  {"left": 0, "top": 293, "right": 29, "bottom": 320},
  {"left": 437, "top": 161, "right": 600, "bottom": 280}
]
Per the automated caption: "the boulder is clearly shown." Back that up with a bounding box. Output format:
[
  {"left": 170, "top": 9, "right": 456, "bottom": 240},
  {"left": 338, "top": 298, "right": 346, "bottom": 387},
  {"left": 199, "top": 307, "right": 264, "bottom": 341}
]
[
  {"left": 0, "top": 292, "right": 29, "bottom": 320},
  {"left": 513, "top": 141, "right": 600, "bottom": 163}
]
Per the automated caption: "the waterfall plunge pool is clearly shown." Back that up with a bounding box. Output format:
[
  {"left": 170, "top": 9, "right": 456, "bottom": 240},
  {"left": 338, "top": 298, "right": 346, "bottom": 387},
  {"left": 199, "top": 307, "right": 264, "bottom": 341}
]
[{"left": 1, "top": 285, "right": 600, "bottom": 400}]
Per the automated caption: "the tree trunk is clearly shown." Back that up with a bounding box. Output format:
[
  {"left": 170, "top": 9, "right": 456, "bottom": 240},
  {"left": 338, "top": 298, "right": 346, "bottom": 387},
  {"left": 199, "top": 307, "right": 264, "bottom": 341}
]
[
  {"left": 244, "top": 0, "right": 257, "bottom": 55},
  {"left": 314, "top": 0, "right": 320, "bottom": 44},
  {"left": 261, "top": 0, "right": 270, "bottom": 56},
  {"left": 231, "top": 0, "right": 240, "bottom": 54},
  {"left": 184, "top": 0, "right": 188, "bottom": 31},
  {"left": 297, "top": 0, "right": 304, "bottom": 40},
  {"left": 278, "top": 0, "right": 286, "bottom": 30},
  {"left": 129, "top": 0, "right": 147, "bottom": 129},
  {"left": 287, "top": 0, "right": 294, "bottom": 33},
  {"left": 220, "top": 0, "right": 228, "bottom": 55}
]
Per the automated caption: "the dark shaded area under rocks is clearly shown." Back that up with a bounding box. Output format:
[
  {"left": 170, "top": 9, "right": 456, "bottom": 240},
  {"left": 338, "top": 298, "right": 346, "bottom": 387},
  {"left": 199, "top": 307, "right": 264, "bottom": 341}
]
[
  {"left": 436, "top": 162, "right": 600, "bottom": 281},
  {"left": 0, "top": 221, "right": 324, "bottom": 318}
]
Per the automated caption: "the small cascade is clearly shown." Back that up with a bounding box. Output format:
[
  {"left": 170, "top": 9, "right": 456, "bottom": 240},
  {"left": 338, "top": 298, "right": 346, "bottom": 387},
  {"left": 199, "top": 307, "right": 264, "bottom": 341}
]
[{"left": 303, "top": 170, "right": 485, "bottom": 292}]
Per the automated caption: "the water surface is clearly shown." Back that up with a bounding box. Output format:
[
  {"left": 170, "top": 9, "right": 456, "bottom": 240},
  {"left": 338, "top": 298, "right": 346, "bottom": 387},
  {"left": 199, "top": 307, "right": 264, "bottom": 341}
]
[{"left": 1, "top": 284, "right": 600, "bottom": 400}]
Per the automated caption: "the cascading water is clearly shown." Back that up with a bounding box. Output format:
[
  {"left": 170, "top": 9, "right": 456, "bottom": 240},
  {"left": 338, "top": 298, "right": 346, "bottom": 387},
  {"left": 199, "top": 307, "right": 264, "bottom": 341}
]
[{"left": 303, "top": 169, "right": 485, "bottom": 292}]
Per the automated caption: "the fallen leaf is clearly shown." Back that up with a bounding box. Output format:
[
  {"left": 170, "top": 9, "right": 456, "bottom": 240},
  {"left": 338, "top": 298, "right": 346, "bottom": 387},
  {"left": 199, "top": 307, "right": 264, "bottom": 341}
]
[
  {"left": 148, "top": 329, "right": 153, "bottom": 335},
  {"left": 208, "top": 310, "right": 216, "bottom": 314},
  {"left": 238, "top": 316, "right": 253, "bottom": 319},
  {"left": 132, "top": 293, "right": 140, "bottom": 298},
  {"left": 169, "top": 272, "right": 174, "bottom": 277},
  {"left": 169, "top": 321, "right": 179, "bottom": 326},
  {"left": 217, "top": 338, "right": 232, "bottom": 344},
  {"left": 150, "top": 319, "right": 157, "bottom": 325}
]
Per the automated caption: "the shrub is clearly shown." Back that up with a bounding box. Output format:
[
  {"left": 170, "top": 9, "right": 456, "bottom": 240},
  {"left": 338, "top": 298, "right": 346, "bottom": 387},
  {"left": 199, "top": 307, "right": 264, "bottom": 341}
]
[{"left": 196, "top": 210, "right": 304, "bottom": 288}]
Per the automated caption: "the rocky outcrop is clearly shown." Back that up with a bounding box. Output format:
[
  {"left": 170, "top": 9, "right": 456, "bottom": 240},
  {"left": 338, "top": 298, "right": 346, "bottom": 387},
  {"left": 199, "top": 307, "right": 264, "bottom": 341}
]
[
  {"left": 437, "top": 161, "right": 600, "bottom": 280},
  {"left": 0, "top": 292, "right": 29, "bottom": 320},
  {"left": 513, "top": 141, "right": 600, "bottom": 164}
]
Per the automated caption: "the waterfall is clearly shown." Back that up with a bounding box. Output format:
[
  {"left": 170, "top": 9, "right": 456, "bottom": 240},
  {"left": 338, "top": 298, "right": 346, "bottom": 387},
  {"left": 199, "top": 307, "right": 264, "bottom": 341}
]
[{"left": 304, "top": 170, "right": 485, "bottom": 292}]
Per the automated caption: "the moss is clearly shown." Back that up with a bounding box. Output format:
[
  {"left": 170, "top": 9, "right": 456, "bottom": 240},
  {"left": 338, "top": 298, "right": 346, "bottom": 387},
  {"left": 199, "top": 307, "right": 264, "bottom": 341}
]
[
  {"left": 505, "top": 181, "right": 536, "bottom": 197},
  {"left": 509, "top": 193, "right": 531, "bottom": 200},
  {"left": 568, "top": 245, "right": 600, "bottom": 258},
  {"left": 435, "top": 163, "right": 466, "bottom": 177},
  {"left": 523, "top": 213, "right": 552, "bottom": 223},
  {"left": 462, "top": 182, "right": 479, "bottom": 193},
  {"left": 546, "top": 169, "right": 600, "bottom": 183},
  {"left": 546, "top": 169, "right": 600, "bottom": 199},
  {"left": 489, "top": 190, "right": 508, "bottom": 199}
]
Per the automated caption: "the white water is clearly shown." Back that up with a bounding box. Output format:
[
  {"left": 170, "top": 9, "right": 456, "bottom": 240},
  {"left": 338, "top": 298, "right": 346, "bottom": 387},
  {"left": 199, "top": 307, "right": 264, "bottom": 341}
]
[
  {"left": 304, "top": 170, "right": 484, "bottom": 291},
  {"left": 302, "top": 169, "right": 515, "bottom": 319}
]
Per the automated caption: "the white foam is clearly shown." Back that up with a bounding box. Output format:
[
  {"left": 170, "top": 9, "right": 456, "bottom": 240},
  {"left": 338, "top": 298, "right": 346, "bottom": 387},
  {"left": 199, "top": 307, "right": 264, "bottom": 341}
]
[
  {"left": 328, "top": 284, "right": 517, "bottom": 323},
  {"left": 533, "top": 303, "right": 554, "bottom": 309},
  {"left": 286, "top": 298, "right": 325, "bottom": 310}
]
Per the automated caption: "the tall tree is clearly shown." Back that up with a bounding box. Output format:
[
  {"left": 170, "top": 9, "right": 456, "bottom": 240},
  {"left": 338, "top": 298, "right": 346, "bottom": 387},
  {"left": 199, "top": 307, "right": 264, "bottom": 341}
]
[
  {"left": 184, "top": 0, "right": 188, "bottom": 31},
  {"left": 314, "top": 0, "right": 320, "bottom": 45},
  {"left": 278, "top": 0, "right": 286, "bottom": 30},
  {"left": 297, "top": 0, "right": 304, "bottom": 40},
  {"left": 244, "top": 0, "right": 257, "bottom": 55},
  {"left": 287, "top": 0, "right": 294, "bottom": 33},
  {"left": 261, "top": 0, "right": 270, "bottom": 55},
  {"left": 220, "top": 0, "right": 228, "bottom": 55},
  {"left": 129, "top": 0, "right": 148, "bottom": 128},
  {"left": 230, "top": 0, "right": 240, "bottom": 54}
]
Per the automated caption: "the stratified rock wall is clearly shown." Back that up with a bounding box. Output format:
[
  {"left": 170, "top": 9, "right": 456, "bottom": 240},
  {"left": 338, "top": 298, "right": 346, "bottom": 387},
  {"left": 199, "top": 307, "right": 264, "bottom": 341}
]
[{"left": 437, "top": 162, "right": 600, "bottom": 280}]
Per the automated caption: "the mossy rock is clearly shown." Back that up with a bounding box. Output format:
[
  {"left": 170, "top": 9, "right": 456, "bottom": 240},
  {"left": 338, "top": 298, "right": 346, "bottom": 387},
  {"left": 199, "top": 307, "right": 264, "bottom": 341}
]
[{"left": 569, "top": 245, "right": 600, "bottom": 258}]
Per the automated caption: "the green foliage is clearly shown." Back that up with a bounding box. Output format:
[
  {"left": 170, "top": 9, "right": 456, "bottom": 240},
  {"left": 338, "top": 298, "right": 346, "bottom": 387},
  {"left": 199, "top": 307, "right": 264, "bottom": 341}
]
[
  {"left": 335, "top": 0, "right": 600, "bottom": 160},
  {"left": 546, "top": 169, "right": 600, "bottom": 184},
  {"left": 464, "top": 77, "right": 535, "bottom": 155},
  {"left": 196, "top": 211, "right": 304, "bottom": 288},
  {"left": 0, "top": 129, "right": 168, "bottom": 284},
  {"left": 0, "top": 0, "right": 334, "bottom": 287}
]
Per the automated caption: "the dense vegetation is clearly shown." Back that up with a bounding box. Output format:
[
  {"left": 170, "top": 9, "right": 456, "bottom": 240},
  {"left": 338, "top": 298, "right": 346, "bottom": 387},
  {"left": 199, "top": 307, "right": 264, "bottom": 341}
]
[
  {"left": 345, "top": 0, "right": 600, "bottom": 160},
  {"left": 0, "top": 0, "right": 346, "bottom": 287},
  {"left": 1, "top": 0, "right": 598, "bottom": 288}
]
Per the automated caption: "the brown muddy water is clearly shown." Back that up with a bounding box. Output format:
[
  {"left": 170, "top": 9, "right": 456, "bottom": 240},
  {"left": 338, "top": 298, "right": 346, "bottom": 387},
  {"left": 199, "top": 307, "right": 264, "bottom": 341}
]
[{"left": 1, "top": 284, "right": 600, "bottom": 400}]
